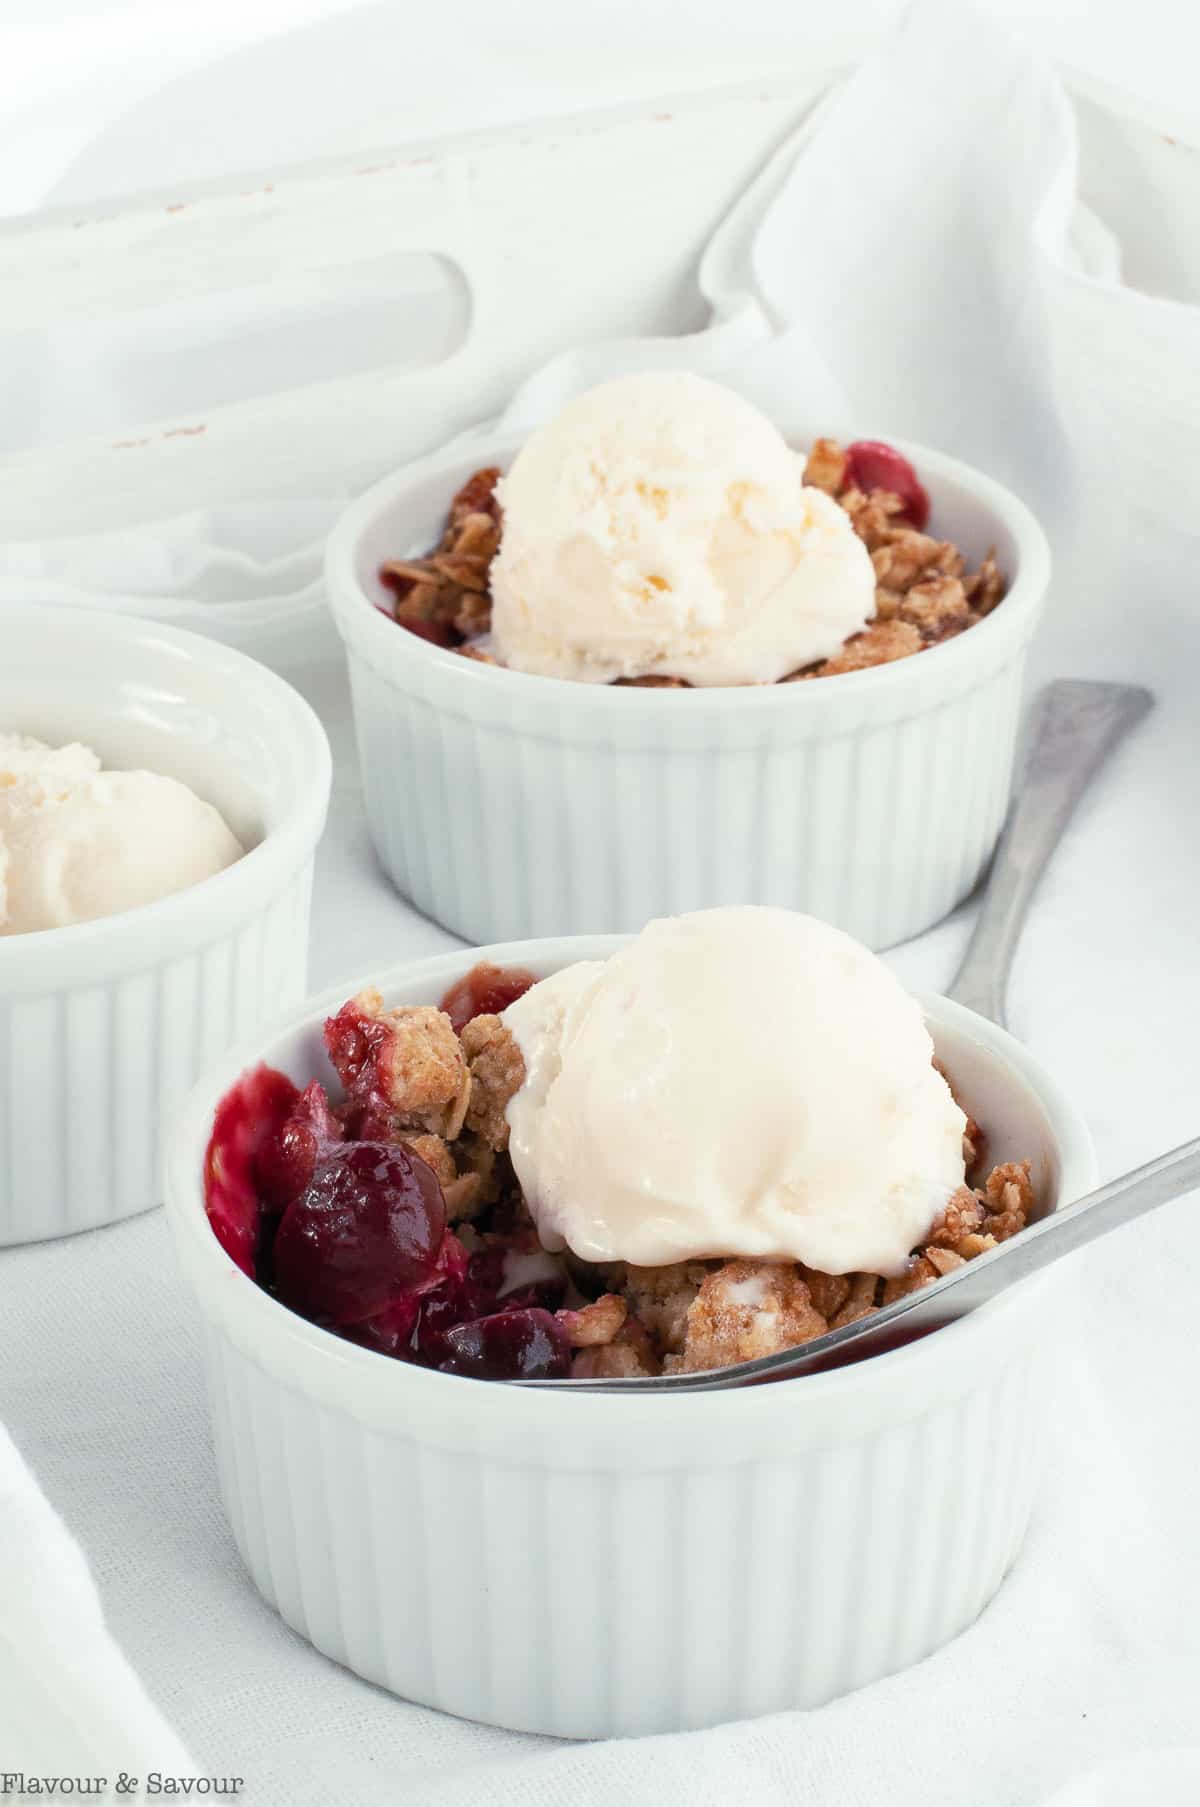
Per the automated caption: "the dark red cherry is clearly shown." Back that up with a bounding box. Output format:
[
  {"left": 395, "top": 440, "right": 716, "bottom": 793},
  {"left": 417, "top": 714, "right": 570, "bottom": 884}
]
[
  {"left": 427, "top": 1225, "right": 470, "bottom": 1293},
  {"left": 403, "top": 1234, "right": 473, "bottom": 1365},
  {"left": 255, "top": 1080, "right": 343, "bottom": 1212},
  {"left": 398, "top": 616, "right": 461, "bottom": 648},
  {"left": 439, "top": 962, "right": 537, "bottom": 1034},
  {"left": 272, "top": 1142, "right": 446, "bottom": 1326},
  {"left": 460, "top": 1242, "right": 565, "bottom": 1316},
  {"left": 324, "top": 999, "right": 388, "bottom": 1100},
  {"left": 843, "top": 440, "right": 930, "bottom": 529},
  {"left": 463, "top": 1243, "right": 507, "bottom": 1313},
  {"left": 349, "top": 1232, "right": 471, "bottom": 1363},
  {"left": 323, "top": 1001, "right": 397, "bottom": 1138},
  {"left": 410, "top": 1292, "right": 460, "bottom": 1365},
  {"left": 344, "top": 1293, "right": 423, "bottom": 1358},
  {"left": 205, "top": 1065, "right": 300, "bottom": 1276},
  {"left": 438, "top": 1308, "right": 572, "bottom": 1381}
]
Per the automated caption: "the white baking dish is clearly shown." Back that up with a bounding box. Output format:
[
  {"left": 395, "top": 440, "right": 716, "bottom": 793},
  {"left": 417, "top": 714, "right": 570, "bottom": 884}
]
[
  {"left": 165, "top": 935, "right": 1094, "bottom": 1738},
  {"left": 0, "top": 605, "right": 330, "bottom": 1245},
  {"left": 324, "top": 432, "right": 1050, "bottom": 949}
]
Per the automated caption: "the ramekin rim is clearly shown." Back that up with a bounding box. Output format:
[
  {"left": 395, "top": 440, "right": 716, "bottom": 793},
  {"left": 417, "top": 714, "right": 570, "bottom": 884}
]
[
  {"left": 0, "top": 604, "right": 332, "bottom": 970},
  {"left": 165, "top": 933, "right": 1097, "bottom": 1419},
  {"left": 323, "top": 428, "right": 1051, "bottom": 712}
]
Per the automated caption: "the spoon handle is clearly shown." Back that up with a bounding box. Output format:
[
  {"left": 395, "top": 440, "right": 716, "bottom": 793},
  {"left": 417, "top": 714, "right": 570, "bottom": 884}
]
[
  {"left": 738, "top": 1132, "right": 1200, "bottom": 1385},
  {"left": 948, "top": 680, "right": 1153, "bottom": 1028}
]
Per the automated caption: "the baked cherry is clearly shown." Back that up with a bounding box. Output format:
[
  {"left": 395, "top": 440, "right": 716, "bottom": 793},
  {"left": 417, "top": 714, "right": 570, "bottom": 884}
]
[
  {"left": 843, "top": 440, "right": 931, "bottom": 530},
  {"left": 439, "top": 1308, "right": 572, "bottom": 1381},
  {"left": 410, "top": 1292, "right": 464, "bottom": 1366},
  {"left": 205, "top": 1065, "right": 300, "bottom": 1276},
  {"left": 439, "top": 962, "right": 537, "bottom": 1034},
  {"left": 351, "top": 1232, "right": 471, "bottom": 1362},
  {"left": 272, "top": 1142, "right": 447, "bottom": 1326},
  {"left": 399, "top": 617, "right": 461, "bottom": 649},
  {"left": 323, "top": 998, "right": 397, "bottom": 1138},
  {"left": 344, "top": 1293, "right": 422, "bottom": 1358},
  {"left": 255, "top": 1080, "right": 343, "bottom": 1212},
  {"left": 324, "top": 999, "right": 388, "bottom": 1095},
  {"left": 460, "top": 1243, "right": 566, "bottom": 1316},
  {"left": 462, "top": 1243, "right": 506, "bottom": 1310},
  {"left": 400, "top": 1235, "right": 470, "bottom": 1364}
]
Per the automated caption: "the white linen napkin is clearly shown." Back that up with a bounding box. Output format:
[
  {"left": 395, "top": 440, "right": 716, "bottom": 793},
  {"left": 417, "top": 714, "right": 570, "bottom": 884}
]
[
  {"left": 0, "top": 1423, "right": 195, "bottom": 1781},
  {"left": 3, "top": 1, "right": 1200, "bottom": 1802}
]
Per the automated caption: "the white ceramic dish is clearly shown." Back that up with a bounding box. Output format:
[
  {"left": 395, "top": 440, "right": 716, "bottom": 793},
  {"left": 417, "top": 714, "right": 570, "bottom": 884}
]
[
  {"left": 324, "top": 430, "right": 1050, "bottom": 950},
  {"left": 166, "top": 935, "right": 1094, "bottom": 1739},
  {"left": 0, "top": 605, "right": 331, "bottom": 1246}
]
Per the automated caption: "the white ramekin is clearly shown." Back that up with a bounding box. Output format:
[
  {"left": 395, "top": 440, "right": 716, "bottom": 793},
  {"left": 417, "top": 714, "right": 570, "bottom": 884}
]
[
  {"left": 0, "top": 605, "right": 331, "bottom": 1246},
  {"left": 166, "top": 936, "right": 1095, "bottom": 1739},
  {"left": 324, "top": 432, "right": 1050, "bottom": 948}
]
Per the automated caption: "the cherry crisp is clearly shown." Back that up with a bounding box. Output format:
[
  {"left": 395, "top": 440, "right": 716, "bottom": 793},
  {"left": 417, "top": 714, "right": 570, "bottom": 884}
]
[
  {"left": 205, "top": 964, "right": 1036, "bottom": 1382},
  {"left": 378, "top": 439, "right": 1007, "bottom": 683}
]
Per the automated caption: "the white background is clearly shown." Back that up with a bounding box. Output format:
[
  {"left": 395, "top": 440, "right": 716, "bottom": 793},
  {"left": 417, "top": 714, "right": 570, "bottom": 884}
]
[{"left": 4, "top": 0, "right": 1199, "bottom": 221}]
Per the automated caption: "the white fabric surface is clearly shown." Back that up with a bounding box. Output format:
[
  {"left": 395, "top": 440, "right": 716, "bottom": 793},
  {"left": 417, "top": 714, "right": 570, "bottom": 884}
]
[
  {"left": 3, "top": 0, "right": 1200, "bottom": 1799},
  {"left": 0, "top": 1423, "right": 197, "bottom": 1780},
  {"left": 8, "top": 1, "right": 1200, "bottom": 225}
]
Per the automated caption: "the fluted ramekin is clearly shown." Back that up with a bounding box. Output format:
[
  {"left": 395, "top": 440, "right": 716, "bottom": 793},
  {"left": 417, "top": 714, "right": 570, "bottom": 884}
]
[
  {"left": 0, "top": 605, "right": 331, "bottom": 1246},
  {"left": 324, "top": 431, "right": 1050, "bottom": 948},
  {"left": 166, "top": 935, "right": 1094, "bottom": 1739}
]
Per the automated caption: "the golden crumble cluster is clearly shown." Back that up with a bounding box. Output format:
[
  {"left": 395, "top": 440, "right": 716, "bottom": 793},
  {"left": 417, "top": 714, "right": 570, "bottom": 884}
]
[
  {"left": 379, "top": 443, "right": 1007, "bottom": 683},
  {"left": 380, "top": 467, "right": 502, "bottom": 649},
  {"left": 339, "top": 979, "right": 1035, "bottom": 1379},
  {"left": 327, "top": 988, "right": 516, "bottom": 1223},
  {"left": 794, "top": 437, "right": 1006, "bottom": 679}
]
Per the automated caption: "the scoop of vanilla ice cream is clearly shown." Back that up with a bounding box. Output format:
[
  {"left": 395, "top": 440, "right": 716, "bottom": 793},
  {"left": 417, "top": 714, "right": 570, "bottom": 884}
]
[
  {"left": 0, "top": 735, "right": 243, "bottom": 935},
  {"left": 488, "top": 373, "right": 874, "bottom": 685},
  {"left": 502, "top": 907, "right": 967, "bottom": 1275},
  {"left": 0, "top": 732, "right": 100, "bottom": 797}
]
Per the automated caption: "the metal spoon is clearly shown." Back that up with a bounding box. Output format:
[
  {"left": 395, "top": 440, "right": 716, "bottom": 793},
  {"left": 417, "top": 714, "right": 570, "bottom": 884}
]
[
  {"left": 948, "top": 679, "right": 1152, "bottom": 1025},
  {"left": 517, "top": 679, "right": 1159, "bottom": 1391},
  {"left": 528, "top": 1135, "right": 1200, "bottom": 1391}
]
